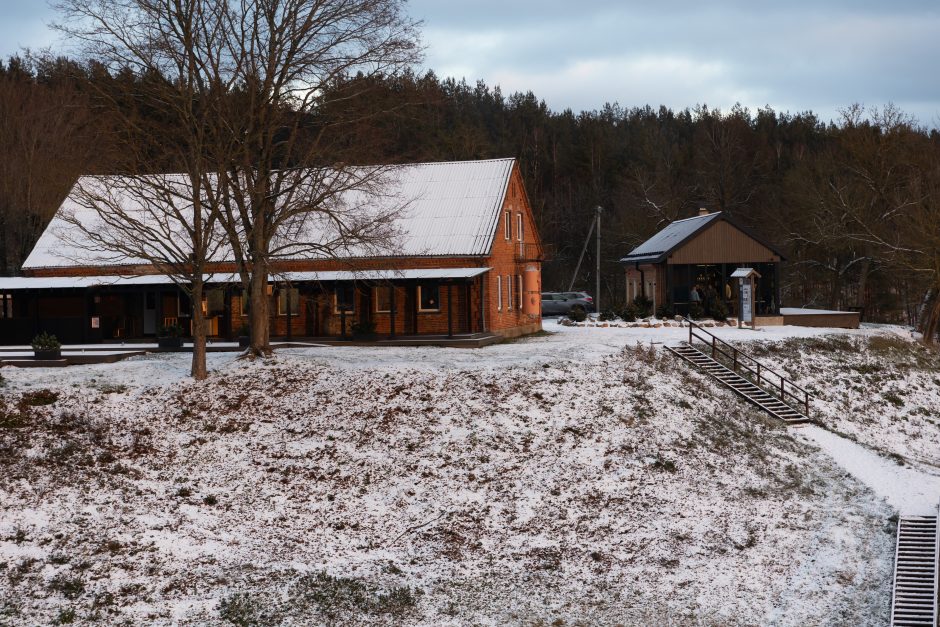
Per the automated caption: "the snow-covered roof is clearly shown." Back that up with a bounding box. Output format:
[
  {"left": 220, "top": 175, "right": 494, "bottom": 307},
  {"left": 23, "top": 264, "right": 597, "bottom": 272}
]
[
  {"left": 22, "top": 159, "right": 515, "bottom": 270},
  {"left": 620, "top": 212, "right": 722, "bottom": 264},
  {"left": 0, "top": 268, "right": 490, "bottom": 290}
]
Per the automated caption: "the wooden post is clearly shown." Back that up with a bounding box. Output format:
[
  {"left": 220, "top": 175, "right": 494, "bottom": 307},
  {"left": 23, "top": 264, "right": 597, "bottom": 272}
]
[
  {"left": 732, "top": 348, "right": 738, "bottom": 372},
  {"left": 285, "top": 285, "right": 292, "bottom": 341},
  {"left": 711, "top": 335, "right": 716, "bottom": 358},
  {"left": 465, "top": 283, "right": 472, "bottom": 333},
  {"left": 447, "top": 283, "right": 453, "bottom": 338},
  {"left": 804, "top": 393, "right": 809, "bottom": 417},
  {"left": 779, "top": 377, "right": 784, "bottom": 401},
  {"left": 389, "top": 284, "right": 396, "bottom": 338},
  {"left": 756, "top": 363, "right": 761, "bottom": 385}
]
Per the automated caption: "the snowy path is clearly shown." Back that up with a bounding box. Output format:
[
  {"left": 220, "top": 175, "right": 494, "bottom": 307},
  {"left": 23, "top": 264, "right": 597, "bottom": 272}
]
[{"left": 798, "top": 425, "right": 940, "bottom": 516}]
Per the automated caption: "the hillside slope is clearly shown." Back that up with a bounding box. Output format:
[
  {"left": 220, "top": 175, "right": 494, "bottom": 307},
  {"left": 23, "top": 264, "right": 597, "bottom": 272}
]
[{"left": 0, "top": 338, "right": 896, "bottom": 625}]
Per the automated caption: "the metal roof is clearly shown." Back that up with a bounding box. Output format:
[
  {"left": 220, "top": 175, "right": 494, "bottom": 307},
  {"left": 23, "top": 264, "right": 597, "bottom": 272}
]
[
  {"left": 620, "top": 212, "right": 723, "bottom": 264},
  {"left": 0, "top": 268, "right": 490, "bottom": 290},
  {"left": 22, "top": 159, "right": 515, "bottom": 270}
]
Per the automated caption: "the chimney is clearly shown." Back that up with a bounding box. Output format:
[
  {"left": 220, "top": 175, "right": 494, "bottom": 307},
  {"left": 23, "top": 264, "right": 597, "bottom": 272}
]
[{"left": 698, "top": 206, "right": 709, "bottom": 216}]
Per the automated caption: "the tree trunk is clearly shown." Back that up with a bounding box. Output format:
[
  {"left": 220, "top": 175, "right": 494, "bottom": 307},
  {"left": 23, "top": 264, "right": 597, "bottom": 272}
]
[
  {"left": 919, "top": 288, "right": 940, "bottom": 345},
  {"left": 248, "top": 259, "right": 271, "bottom": 355},
  {"left": 190, "top": 279, "right": 208, "bottom": 380}
]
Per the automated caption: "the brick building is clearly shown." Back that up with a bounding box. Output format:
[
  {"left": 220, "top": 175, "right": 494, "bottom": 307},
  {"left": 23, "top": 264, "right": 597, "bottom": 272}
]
[{"left": 0, "top": 158, "right": 543, "bottom": 344}]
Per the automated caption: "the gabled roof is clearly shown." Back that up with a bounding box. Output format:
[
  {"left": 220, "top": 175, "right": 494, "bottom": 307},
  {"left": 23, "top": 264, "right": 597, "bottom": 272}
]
[
  {"left": 620, "top": 212, "right": 722, "bottom": 264},
  {"left": 23, "top": 158, "right": 516, "bottom": 270},
  {"left": 619, "top": 211, "right": 786, "bottom": 264}
]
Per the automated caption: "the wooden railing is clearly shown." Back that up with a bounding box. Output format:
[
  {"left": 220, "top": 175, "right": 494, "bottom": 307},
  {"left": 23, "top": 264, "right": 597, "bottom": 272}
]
[{"left": 686, "top": 317, "right": 812, "bottom": 417}]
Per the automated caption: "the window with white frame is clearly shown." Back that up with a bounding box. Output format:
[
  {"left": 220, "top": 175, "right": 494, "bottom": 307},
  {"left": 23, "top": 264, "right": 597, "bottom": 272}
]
[
  {"left": 517, "top": 213, "right": 523, "bottom": 242},
  {"left": 417, "top": 283, "right": 440, "bottom": 312},
  {"left": 496, "top": 275, "right": 502, "bottom": 311},
  {"left": 517, "top": 275, "right": 523, "bottom": 309},
  {"left": 277, "top": 287, "right": 299, "bottom": 316},
  {"left": 504, "top": 211, "right": 511, "bottom": 240},
  {"left": 506, "top": 275, "right": 512, "bottom": 312},
  {"left": 334, "top": 285, "right": 356, "bottom": 314},
  {"left": 374, "top": 286, "right": 393, "bottom": 313}
]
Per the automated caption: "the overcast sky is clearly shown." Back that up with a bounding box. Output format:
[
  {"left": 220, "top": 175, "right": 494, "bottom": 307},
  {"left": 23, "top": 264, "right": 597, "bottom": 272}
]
[{"left": 2, "top": 1, "right": 938, "bottom": 125}]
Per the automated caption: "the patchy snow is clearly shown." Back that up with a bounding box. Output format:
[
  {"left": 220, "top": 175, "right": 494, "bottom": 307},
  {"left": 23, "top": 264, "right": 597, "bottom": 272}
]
[
  {"left": 798, "top": 426, "right": 940, "bottom": 516},
  {"left": 0, "top": 322, "right": 931, "bottom": 625}
]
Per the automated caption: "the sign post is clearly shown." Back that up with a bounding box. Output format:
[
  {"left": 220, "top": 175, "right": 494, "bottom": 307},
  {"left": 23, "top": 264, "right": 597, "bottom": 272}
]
[{"left": 730, "top": 268, "right": 761, "bottom": 329}]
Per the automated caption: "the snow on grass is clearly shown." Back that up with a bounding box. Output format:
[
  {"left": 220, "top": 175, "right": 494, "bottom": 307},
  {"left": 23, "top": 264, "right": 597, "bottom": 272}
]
[
  {"left": 798, "top": 426, "right": 940, "bottom": 516},
  {"left": 0, "top": 336, "right": 897, "bottom": 625},
  {"left": 744, "top": 332, "right": 940, "bottom": 470}
]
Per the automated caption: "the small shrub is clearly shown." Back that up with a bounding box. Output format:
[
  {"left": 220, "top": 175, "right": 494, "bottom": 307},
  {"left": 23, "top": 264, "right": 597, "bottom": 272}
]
[
  {"left": 20, "top": 389, "right": 59, "bottom": 407},
  {"left": 598, "top": 309, "right": 618, "bottom": 322},
  {"left": 633, "top": 295, "right": 653, "bottom": 318},
  {"left": 218, "top": 592, "right": 268, "bottom": 627},
  {"left": 619, "top": 304, "right": 639, "bottom": 322},
  {"left": 48, "top": 574, "right": 84, "bottom": 600},
  {"left": 203, "top": 494, "right": 218, "bottom": 506},
  {"left": 655, "top": 302, "right": 674, "bottom": 319},
  {"left": 567, "top": 306, "right": 587, "bottom": 322},
  {"left": 31, "top": 332, "right": 61, "bottom": 351},
  {"left": 689, "top": 302, "right": 705, "bottom": 320},
  {"left": 53, "top": 608, "right": 76, "bottom": 625},
  {"left": 707, "top": 299, "right": 729, "bottom": 321},
  {"left": 159, "top": 324, "right": 184, "bottom": 338},
  {"left": 351, "top": 319, "right": 377, "bottom": 336}
]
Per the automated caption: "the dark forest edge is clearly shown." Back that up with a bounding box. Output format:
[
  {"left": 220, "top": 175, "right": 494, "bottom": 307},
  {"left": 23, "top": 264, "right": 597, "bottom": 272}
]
[{"left": 2, "top": 52, "right": 940, "bottom": 340}]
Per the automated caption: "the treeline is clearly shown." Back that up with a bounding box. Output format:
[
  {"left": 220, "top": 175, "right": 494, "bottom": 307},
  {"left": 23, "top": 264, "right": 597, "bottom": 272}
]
[{"left": 3, "top": 55, "right": 940, "bottom": 332}]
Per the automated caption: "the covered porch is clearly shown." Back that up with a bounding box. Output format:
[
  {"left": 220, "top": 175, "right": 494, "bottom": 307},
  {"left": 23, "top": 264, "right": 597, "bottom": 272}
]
[
  {"left": 665, "top": 261, "right": 782, "bottom": 318},
  {"left": 0, "top": 268, "right": 492, "bottom": 346}
]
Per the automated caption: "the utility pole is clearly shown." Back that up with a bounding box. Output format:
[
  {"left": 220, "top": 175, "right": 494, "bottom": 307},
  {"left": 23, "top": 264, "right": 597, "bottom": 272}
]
[
  {"left": 568, "top": 205, "right": 604, "bottom": 317},
  {"left": 595, "top": 205, "right": 602, "bottom": 315}
]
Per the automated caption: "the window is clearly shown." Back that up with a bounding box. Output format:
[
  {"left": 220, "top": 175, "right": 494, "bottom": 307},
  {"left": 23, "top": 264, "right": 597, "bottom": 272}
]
[
  {"left": 418, "top": 283, "right": 440, "bottom": 312},
  {"left": 277, "top": 287, "right": 299, "bottom": 316},
  {"left": 504, "top": 211, "right": 511, "bottom": 240},
  {"left": 497, "top": 275, "right": 502, "bottom": 311},
  {"left": 374, "top": 286, "right": 393, "bottom": 313},
  {"left": 517, "top": 213, "right": 523, "bottom": 242},
  {"left": 202, "top": 289, "right": 225, "bottom": 317},
  {"left": 517, "top": 275, "right": 523, "bottom": 309},
  {"left": 0, "top": 294, "right": 11, "bottom": 319},
  {"left": 334, "top": 285, "right": 356, "bottom": 313},
  {"left": 506, "top": 275, "right": 512, "bottom": 312}
]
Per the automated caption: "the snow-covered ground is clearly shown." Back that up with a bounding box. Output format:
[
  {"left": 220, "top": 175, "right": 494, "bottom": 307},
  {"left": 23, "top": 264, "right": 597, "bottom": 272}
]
[{"left": 0, "top": 320, "right": 935, "bottom": 625}]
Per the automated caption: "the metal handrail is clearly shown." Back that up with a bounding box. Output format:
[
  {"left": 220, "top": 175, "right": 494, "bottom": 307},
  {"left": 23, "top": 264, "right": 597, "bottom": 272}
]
[{"left": 685, "top": 317, "right": 812, "bottom": 417}]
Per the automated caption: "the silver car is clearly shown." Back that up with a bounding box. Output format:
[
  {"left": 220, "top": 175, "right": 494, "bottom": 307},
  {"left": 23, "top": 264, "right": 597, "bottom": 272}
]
[{"left": 541, "top": 291, "right": 594, "bottom": 316}]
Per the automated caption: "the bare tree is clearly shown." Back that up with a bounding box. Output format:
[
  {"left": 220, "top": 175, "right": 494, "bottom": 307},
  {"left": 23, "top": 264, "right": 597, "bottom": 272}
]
[
  {"left": 54, "top": 0, "right": 235, "bottom": 378},
  {"left": 205, "top": 0, "right": 422, "bottom": 354},
  {"left": 54, "top": 0, "right": 421, "bottom": 365}
]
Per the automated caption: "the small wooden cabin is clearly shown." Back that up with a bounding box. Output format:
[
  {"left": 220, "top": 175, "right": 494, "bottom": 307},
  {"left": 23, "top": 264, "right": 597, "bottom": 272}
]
[
  {"left": 0, "top": 158, "right": 544, "bottom": 345},
  {"left": 620, "top": 209, "right": 784, "bottom": 320}
]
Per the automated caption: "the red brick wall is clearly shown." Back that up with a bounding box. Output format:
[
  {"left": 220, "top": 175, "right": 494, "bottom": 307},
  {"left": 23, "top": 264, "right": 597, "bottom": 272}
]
[
  {"left": 25, "top": 164, "right": 544, "bottom": 338},
  {"left": 484, "top": 167, "right": 542, "bottom": 332}
]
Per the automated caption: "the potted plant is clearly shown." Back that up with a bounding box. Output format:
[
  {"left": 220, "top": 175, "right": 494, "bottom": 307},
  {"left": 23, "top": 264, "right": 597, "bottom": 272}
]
[
  {"left": 350, "top": 319, "right": 377, "bottom": 340},
  {"left": 236, "top": 323, "right": 250, "bottom": 348},
  {"left": 157, "top": 323, "right": 185, "bottom": 348},
  {"left": 32, "top": 332, "right": 62, "bottom": 360}
]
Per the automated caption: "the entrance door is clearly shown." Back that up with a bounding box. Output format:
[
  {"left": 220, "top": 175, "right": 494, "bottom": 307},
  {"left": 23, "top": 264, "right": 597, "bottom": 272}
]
[{"left": 143, "top": 291, "right": 157, "bottom": 335}]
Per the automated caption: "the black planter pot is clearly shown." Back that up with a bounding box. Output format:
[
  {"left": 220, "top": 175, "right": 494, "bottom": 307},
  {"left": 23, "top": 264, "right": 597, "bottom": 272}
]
[
  {"left": 157, "top": 336, "right": 184, "bottom": 348},
  {"left": 33, "top": 348, "right": 61, "bottom": 360},
  {"left": 238, "top": 336, "right": 250, "bottom": 348}
]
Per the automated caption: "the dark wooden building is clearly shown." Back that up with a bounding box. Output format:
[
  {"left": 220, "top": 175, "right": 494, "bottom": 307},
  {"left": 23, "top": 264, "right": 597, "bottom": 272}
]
[{"left": 620, "top": 209, "right": 785, "bottom": 319}]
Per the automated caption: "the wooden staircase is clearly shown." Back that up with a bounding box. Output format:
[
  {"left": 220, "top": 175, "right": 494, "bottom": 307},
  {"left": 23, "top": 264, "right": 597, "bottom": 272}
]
[
  {"left": 891, "top": 507, "right": 939, "bottom": 627},
  {"left": 665, "top": 318, "right": 813, "bottom": 425}
]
